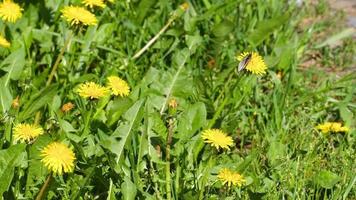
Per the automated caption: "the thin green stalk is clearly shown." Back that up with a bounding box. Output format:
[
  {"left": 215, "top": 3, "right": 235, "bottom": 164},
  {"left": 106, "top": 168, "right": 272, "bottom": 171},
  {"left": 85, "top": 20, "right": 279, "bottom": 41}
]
[
  {"left": 82, "top": 106, "right": 93, "bottom": 137},
  {"left": 165, "top": 118, "right": 174, "bottom": 200},
  {"left": 25, "top": 144, "right": 32, "bottom": 196},
  {"left": 198, "top": 157, "right": 213, "bottom": 200},
  {"left": 132, "top": 5, "right": 187, "bottom": 60},
  {"left": 149, "top": 158, "right": 162, "bottom": 199},
  {"left": 34, "top": 31, "right": 72, "bottom": 124},
  {"left": 35, "top": 173, "right": 52, "bottom": 200},
  {"left": 174, "top": 164, "right": 181, "bottom": 199},
  {"left": 46, "top": 31, "right": 73, "bottom": 86},
  {"left": 132, "top": 17, "right": 175, "bottom": 59}
]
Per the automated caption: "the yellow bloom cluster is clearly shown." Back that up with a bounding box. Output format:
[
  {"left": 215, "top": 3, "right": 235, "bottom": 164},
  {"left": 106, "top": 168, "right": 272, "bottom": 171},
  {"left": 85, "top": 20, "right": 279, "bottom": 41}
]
[
  {"left": 82, "top": 0, "right": 106, "bottom": 8},
  {"left": 201, "top": 129, "right": 234, "bottom": 150},
  {"left": 61, "top": 6, "right": 97, "bottom": 26},
  {"left": 76, "top": 76, "right": 130, "bottom": 99},
  {"left": 106, "top": 76, "right": 130, "bottom": 97},
  {"left": 0, "top": 0, "right": 23, "bottom": 23},
  {"left": 237, "top": 52, "right": 267, "bottom": 75},
  {"left": 41, "top": 142, "right": 76, "bottom": 175},
  {"left": 0, "top": 0, "right": 23, "bottom": 48},
  {"left": 13, "top": 123, "right": 44, "bottom": 143},
  {"left": 180, "top": 2, "right": 189, "bottom": 11},
  {"left": 0, "top": 35, "right": 10, "bottom": 48},
  {"left": 76, "top": 82, "right": 109, "bottom": 99},
  {"left": 217, "top": 168, "right": 246, "bottom": 187},
  {"left": 316, "top": 122, "right": 349, "bottom": 134}
]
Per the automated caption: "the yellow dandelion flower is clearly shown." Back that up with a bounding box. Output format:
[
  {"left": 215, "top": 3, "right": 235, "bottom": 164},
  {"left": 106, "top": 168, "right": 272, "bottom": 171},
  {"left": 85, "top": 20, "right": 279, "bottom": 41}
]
[
  {"left": 218, "top": 168, "right": 246, "bottom": 187},
  {"left": 13, "top": 123, "right": 44, "bottom": 143},
  {"left": 61, "top": 6, "right": 97, "bottom": 26},
  {"left": 0, "top": 0, "right": 23, "bottom": 23},
  {"left": 82, "top": 0, "right": 106, "bottom": 8},
  {"left": 201, "top": 129, "right": 234, "bottom": 150},
  {"left": 316, "top": 122, "right": 349, "bottom": 134},
  {"left": 237, "top": 52, "right": 267, "bottom": 75},
  {"left": 180, "top": 2, "right": 189, "bottom": 11},
  {"left": 76, "top": 82, "right": 109, "bottom": 99},
  {"left": 107, "top": 76, "right": 130, "bottom": 97},
  {"left": 0, "top": 35, "right": 10, "bottom": 48},
  {"left": 41, "top": 142, "right": 76, "bottom": 175}
]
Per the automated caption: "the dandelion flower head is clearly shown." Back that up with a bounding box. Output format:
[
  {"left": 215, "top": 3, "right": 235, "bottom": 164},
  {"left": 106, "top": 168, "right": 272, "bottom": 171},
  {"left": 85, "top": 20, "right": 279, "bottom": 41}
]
[
  {"left": 41, "top": 142, "right": 76, "bottom": 175},
  {"left": 180, "top": 2, "right": 189, "bottom": 11},
  {"left": 0, "top": 0, "right": 23, "bottom": 23},
  {"left": 107, "top": 76, "right": 130, "bottom": 97},
  {"left": 13, "top": 123, "right": 44, "bottom": 143},
  {"left": 0, "top": 35, "right": 10, "bottom": 48},
  {"left": 217, "top": 168, "right": 246, "bottom": 187},
  {"left": 76, "top": 82, "right": 109, "bottom": 99},
  {"left": 237, "top": 52, "right": 267, "bottom": 75},
  {"left": 61, "top": 6, "right": 97, "bottom": 26},
  {"left": 82, "top": 0, "right": 106, "bottom": 8},
  {"left": 201, "top": 129, "right": 234, "bottom": 150},
  {"left": 316, "top": 122, "right": 349, "bottom": 134}
]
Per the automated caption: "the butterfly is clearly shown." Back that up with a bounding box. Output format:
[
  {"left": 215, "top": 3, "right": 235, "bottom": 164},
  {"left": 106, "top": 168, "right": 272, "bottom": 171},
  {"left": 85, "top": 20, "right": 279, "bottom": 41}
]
[{"left": 237, "top": 53, "right": 252, "bottom": 72}]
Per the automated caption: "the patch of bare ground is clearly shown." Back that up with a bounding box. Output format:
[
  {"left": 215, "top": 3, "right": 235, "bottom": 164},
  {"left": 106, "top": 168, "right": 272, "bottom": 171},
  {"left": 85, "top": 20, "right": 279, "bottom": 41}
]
[{"left": 298, "top": 0, "right": 356, "bottom": 77}]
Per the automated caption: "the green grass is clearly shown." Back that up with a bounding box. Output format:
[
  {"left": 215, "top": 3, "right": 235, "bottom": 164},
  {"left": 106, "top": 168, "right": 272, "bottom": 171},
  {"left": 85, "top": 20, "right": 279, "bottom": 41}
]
[{"left": 0, "top": 0, "right": 355, "bottom": 199}]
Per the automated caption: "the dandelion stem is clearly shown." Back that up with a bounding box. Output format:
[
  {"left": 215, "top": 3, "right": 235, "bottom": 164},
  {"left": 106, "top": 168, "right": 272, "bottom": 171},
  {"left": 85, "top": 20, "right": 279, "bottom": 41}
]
[
  {"left": 132, "top": 3, "right": 189, "bottom": 60},
  {"left": 165, "top": 118, "right": 174, "bottom": 200},
  {"left": 33, "top": 32, "right": 72, "bottom": 124},
  {"left": 132, "top": 17, "right": 175, "bottom": 60},
  {"left": 46, "top": 31, "right": 73, "bottom": 86},
  {"left": 35, "top": 173, "right": 52, "bottom": 200}
]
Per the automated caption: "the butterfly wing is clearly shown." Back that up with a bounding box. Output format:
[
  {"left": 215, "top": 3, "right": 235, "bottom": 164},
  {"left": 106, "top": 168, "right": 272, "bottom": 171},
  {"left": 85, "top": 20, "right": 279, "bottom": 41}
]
[{"left": 238, "top": 53, "right": 252, "bottom": 72}]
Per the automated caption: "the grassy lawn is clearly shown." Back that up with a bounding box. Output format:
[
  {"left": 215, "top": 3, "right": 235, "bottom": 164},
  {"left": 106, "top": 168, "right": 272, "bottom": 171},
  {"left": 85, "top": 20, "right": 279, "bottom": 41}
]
[{"left": 0, "top": 0, "right": 355, "bottom": 199}]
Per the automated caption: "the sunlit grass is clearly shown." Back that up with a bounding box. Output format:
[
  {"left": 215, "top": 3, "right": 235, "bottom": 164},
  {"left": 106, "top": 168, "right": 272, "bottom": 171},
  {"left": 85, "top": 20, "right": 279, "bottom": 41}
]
[{"left": 0, "top": 0, "right": 354, "bottom": 199}]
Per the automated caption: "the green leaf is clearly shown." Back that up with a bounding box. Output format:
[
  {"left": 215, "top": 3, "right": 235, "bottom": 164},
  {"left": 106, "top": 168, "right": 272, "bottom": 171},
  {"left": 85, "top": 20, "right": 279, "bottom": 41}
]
[
  {"left": 315, "top": 28, "right": 356, "bottom": 48},
  {"left": 176, "top": 102, "right": 206, "bottom": 140},
  {"left": 267, "top": 140, "right": 286, "bottom": 166},
  {"left": 0, "top": 48, "right": 26, "bottom": 86},
  {"left": 141, "top": 100, "right": 165, "bottom": 165},
  {"left": 136, "top": 0, "right": 156, "bottom": 24},
  {"left": 186, "top": 32, "right": 203, "bottom": 53},
  {"left": 105, "top": 99, "right": 144, "bottom": 162},
  {"left": 59, "top": 119, "right": 77, "bottom": 133},
  {"left": 248, "top": 14, "right": 290, "bottom": 46},
  {"left": 159, "top": 49, "right": 191, "bottom": 114},
  {"left": 0, "top": 144, "right": 26, "bottom": 195},
  {"left": 236, "top": 150, "right": 258, "bottom": 172},
  {"left": 338, "top": 104, "right": 353, "bottom": 127},
  {"left": 212, "top": 20, "right": 234, "bottom": 37},
  {"left": 107, "top": 98, "right": 133, "bottom": 126},
  {"left": 0, "top": 76, "right": 12, "bottom": 114},
  {"left": 121, "top": 176, "right": 137, "bottom": 200},
  {"left": 25, "top": 135, "right": 51, "bottom": 196},
  {"left": 18, "top": 84, "right": 58, "bottom": 121},
  {"left": 314, "top": 170, "right": 341, "bottom": 189},
  {"left": 107, "top": 179, "right": 116, "bottom": 200},
  {"left": 93, "top": 23, "right": 116, "bottom": 44}
]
